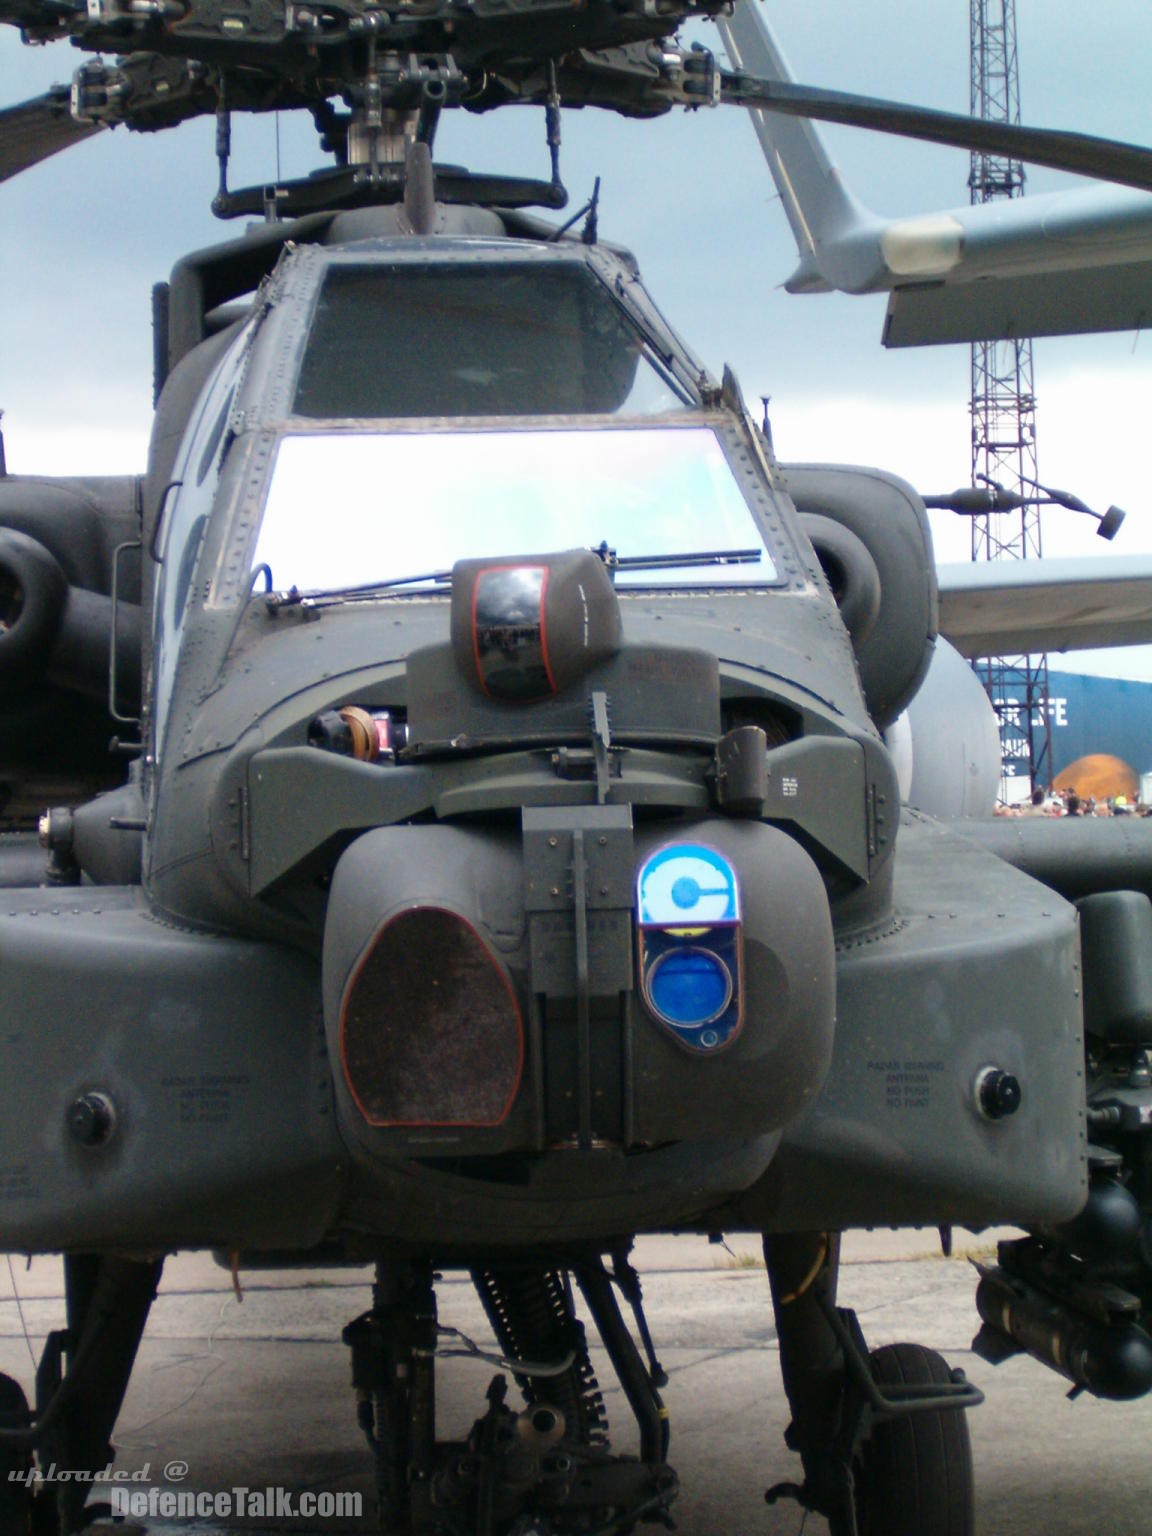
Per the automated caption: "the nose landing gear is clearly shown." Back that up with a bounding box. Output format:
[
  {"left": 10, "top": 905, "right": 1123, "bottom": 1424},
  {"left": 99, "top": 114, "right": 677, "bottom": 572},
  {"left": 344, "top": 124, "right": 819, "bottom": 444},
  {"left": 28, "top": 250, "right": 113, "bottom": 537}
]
[{"left": 343, "top": 1251, "right": 676, "bottom": 1536}]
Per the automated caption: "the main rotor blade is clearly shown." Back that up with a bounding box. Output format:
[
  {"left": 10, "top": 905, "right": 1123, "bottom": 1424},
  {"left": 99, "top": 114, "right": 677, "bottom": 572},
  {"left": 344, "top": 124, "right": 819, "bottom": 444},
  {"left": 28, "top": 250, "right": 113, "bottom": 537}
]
[
  {"left": 722, "top": 74, "right": 1152, "bottom": 193},
  {"left": 0, "top": 88, "right": 104, "bottom": 183}
]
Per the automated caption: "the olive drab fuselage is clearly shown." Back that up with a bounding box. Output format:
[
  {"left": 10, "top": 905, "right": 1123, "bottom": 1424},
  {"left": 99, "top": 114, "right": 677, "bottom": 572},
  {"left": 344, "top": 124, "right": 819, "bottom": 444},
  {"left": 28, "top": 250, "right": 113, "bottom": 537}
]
[
  {"left": 4, "top": 9, "right": 1152, "bottom": 1527},
  {"left": 0, "top": 216, "right": 1083, "bottom": 1257}
]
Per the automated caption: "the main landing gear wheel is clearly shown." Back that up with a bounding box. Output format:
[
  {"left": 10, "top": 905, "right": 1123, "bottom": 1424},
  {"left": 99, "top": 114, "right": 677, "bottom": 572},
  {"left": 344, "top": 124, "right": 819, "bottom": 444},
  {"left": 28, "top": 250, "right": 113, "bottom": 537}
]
[
  {"left": 763, "top": 1235, "right": 980, "bottom": 1536},
  {"left": 849, "top": 1344, "right": 975, "bottom": 1536}
]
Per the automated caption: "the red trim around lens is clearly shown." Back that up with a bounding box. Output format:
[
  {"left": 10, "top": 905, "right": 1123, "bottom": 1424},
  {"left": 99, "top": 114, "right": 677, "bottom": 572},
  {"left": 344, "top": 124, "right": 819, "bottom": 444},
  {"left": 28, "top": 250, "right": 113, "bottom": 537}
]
[
  {"left": 339, "top": 903, "right": 525, "bottom": 1129},
  {"left": 470, "top": 564, "right": 555, "bottom": 699}
]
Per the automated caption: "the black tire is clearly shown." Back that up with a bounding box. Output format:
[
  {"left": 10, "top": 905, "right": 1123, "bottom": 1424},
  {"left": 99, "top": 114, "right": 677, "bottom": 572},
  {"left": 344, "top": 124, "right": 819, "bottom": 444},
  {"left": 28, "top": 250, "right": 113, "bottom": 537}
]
[
  {"left": 783, "top": 465, "right": 938, "bottom": 728},
  {"left": 0, "top": 529, "right": 68, "bottom": 692},
  {"left": 0, "top": 1373, "right": 33, "bottom": 1536},
  {"left": 797, "top": 513, "right": 882, "bottom": 647},
  {"left": 853, "top": 1343, "right": 974, "bottom": 1536}
]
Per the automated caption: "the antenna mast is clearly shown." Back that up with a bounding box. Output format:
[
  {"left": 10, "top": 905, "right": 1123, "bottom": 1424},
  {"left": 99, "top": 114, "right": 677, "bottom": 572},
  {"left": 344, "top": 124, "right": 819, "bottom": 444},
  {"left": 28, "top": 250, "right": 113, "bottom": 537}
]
[{"left": 968, "top": 0, "right": 1052, "bottom": 800}]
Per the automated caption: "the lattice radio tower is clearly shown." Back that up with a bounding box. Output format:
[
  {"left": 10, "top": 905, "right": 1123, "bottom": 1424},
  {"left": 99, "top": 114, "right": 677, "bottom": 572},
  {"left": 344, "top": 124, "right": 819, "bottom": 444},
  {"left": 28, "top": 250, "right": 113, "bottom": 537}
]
[{"left": 969, "top": 0, "right": 1051, "bottom": 796}]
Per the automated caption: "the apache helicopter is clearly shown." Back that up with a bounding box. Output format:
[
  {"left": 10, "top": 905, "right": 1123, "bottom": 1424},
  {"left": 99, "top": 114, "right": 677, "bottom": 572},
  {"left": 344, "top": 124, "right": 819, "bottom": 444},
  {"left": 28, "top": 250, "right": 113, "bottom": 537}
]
[{"left": 3, "top": 4, "right": 1152, "bottom": 1534}]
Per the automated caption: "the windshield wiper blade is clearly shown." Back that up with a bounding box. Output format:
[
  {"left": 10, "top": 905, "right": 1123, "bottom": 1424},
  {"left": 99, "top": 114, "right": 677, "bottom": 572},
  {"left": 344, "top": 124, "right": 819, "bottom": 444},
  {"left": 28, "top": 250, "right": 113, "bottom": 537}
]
[
  {"left": 593, "top": 543, "right": 763, "bottom": 573},
  {"left": 263, "top": 546, "right": 763, "bottom": 613},
  {"left": 265, "top": 568, "right": 452, "bottom": 612}
]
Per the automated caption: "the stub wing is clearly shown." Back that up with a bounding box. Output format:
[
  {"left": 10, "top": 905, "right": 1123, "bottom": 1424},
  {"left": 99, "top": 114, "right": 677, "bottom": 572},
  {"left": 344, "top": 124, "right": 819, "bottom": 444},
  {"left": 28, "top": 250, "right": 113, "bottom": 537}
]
[{"left": 937, "top": 556, "right": 1152, "bottom": 659}]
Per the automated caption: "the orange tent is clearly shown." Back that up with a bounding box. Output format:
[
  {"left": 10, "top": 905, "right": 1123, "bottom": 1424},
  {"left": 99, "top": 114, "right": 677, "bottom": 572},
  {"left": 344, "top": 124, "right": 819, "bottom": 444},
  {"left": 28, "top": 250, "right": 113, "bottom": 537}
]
[{"left": 1052, "top": 754, "right": 1139, "bottom": 803}]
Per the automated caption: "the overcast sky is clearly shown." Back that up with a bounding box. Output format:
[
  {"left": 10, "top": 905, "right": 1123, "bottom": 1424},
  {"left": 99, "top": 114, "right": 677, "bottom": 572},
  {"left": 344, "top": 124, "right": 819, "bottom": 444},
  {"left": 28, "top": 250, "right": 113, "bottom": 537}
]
[{"left": 2, "top": 0, "right": 1151, "bottom": 675}]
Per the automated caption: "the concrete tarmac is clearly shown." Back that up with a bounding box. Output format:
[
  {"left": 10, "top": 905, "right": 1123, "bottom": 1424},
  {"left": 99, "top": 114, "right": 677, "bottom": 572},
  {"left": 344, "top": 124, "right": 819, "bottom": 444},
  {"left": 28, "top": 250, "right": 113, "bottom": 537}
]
[{"left": 3, "top": 1231, "right": 1151, "bottom": 1534}]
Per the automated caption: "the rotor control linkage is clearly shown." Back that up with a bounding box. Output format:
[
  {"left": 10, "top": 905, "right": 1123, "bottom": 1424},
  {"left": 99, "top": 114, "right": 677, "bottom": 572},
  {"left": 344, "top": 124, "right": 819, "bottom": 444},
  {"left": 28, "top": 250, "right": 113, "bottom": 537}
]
[{"left": 11, "top": 0, "right": 1152, "bottom": 195}]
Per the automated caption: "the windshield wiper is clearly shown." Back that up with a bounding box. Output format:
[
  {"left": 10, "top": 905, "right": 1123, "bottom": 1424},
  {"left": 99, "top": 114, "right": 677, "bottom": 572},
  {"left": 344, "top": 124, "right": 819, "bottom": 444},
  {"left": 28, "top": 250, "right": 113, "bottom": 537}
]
[
  {"left": 592, "top": 542, "right": 763, "bottom": 574},
  {"left": 263, "top": 545, "right": 763, "bottom": 614},
  {"left": 265, "top": 568, "right": 452, "bottom": 613}
]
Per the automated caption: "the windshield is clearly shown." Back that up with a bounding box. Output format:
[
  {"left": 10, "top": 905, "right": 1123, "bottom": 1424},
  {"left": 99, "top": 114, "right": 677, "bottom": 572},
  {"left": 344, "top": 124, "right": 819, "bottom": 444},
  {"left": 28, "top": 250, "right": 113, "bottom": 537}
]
[{"left": 251, "top": 426, "right": 778, "bottom": 594}]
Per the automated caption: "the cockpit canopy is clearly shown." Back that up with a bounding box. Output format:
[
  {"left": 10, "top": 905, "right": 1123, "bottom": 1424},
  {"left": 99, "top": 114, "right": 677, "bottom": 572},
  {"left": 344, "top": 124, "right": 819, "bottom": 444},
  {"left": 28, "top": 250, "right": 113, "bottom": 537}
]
[
  {"left": 241, "top": 244, "right": 781, "bottom": 599},
  {"left": 151, "top": 237, "right": 789, "bottom": 762},
  {"left": 292, "top": 261, "right": 685, "bottom": 419}
]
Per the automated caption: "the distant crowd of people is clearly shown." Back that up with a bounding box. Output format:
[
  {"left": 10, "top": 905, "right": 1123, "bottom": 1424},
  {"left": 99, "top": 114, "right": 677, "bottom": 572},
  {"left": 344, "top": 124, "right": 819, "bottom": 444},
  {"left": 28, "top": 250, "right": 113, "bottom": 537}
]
[{"left": 993, "top": 787, "right": 1151, "bottom": 817}]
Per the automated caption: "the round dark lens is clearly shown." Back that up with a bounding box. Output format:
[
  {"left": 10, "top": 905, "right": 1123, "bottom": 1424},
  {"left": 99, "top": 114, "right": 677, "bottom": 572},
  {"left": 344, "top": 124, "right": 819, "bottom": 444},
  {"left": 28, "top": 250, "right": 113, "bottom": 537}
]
[{"left": 647, "top": 948, "right": 731, "bottom": 1027}]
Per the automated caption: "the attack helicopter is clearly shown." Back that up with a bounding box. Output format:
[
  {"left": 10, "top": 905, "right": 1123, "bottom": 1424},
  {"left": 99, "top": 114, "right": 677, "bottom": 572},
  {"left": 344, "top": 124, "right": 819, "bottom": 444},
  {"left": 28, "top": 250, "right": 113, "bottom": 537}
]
[{"left": 3, "top": 5, "right": 1152, "bottom": 1535}]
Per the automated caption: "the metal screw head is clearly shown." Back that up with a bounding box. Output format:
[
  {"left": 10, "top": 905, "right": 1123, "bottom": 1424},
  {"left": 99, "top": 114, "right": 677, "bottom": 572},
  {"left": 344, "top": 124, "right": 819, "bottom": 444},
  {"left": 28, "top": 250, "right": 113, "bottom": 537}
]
[{"left": 67, "top": 1092, "right": 118, "bottom": 1148}]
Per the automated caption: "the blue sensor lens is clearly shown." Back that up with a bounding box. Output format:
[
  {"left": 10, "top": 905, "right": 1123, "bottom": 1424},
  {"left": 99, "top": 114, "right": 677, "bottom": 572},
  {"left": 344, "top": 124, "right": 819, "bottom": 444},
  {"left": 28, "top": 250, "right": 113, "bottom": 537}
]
[{"left": 646, "top": 948, "right": 732, "bottom": 1027}]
